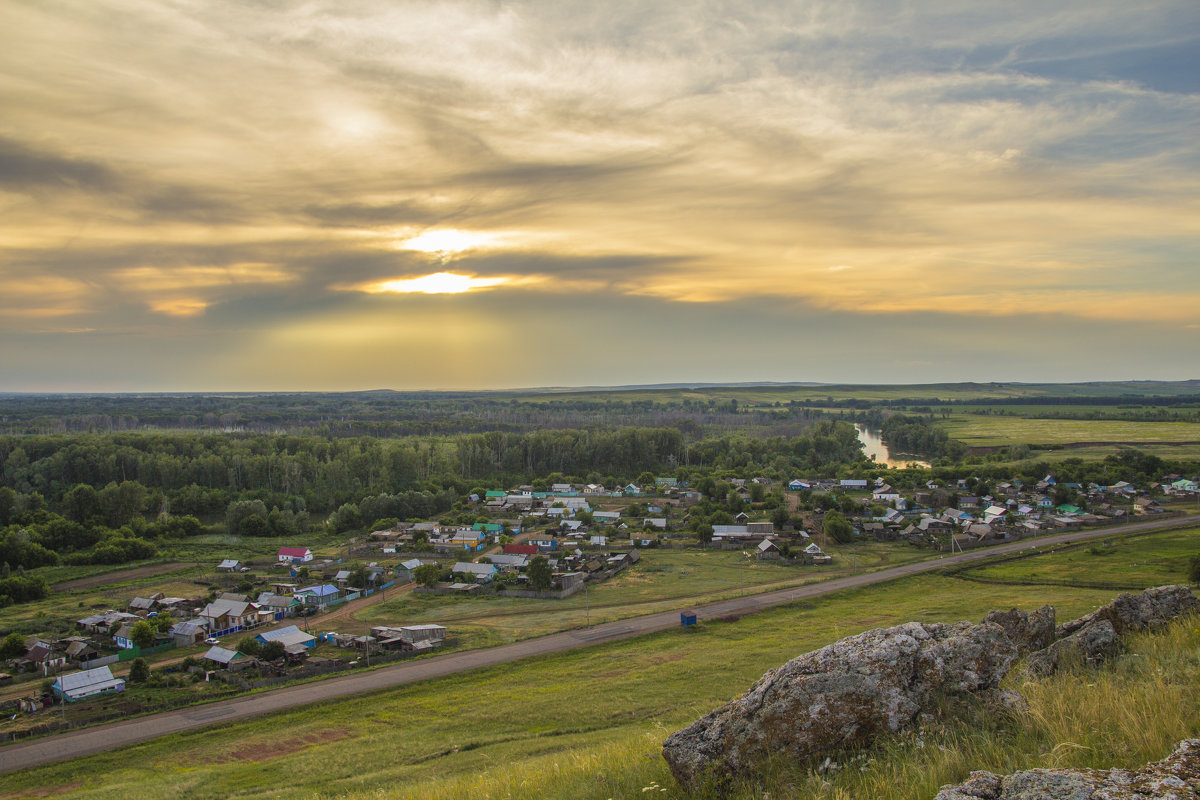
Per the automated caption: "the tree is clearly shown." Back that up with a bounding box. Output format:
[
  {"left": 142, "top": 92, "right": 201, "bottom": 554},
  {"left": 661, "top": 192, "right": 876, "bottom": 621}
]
[
  {"left": 261, "top": 640, "right": 286, "bottom": 661},
  {"left": 527, "top": 555, "right": 552, "bottom": 592},
  {"left": 413, "top": 564, "right": 442, "bottom": 587},
  {"left": 823, "top": 511, "right": 855, "bottom": 544},
  {"left": 770, "top": 506, "right": 790, "bottom": 528},
  {"left": 1189, "top": 553, "right": 1200, "bottom": 584},
  {"left": 128, "top": 657, "right": 150, "bottom": 684},
  {"left": 238, "top": 635, "right": 262, "bottom": 657},
  {"left": 0, "top": 631, "right": 27, "bottom": 659},
  {"left": 347, "top": 563, "right": 369, "bottom": 588},
  {"left": 129, "top": 619, "right": 156, "bottom": 649},
  {"left": 696, "top": 523, "right": 713, "bottom": 548}
]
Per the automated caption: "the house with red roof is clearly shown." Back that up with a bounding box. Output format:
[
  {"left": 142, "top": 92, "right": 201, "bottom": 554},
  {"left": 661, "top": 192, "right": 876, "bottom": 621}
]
[
  {"left": 277, "top": 546, "right": 313, "bottom": 563},
  {"left": 502, "top": 544, "right": 539, "bottom": 556}
]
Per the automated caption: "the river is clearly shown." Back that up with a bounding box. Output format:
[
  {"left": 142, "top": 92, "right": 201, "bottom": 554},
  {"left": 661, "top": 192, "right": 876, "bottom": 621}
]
[{"left": 854, "top": 424, "right": 931, "bottom": 468}]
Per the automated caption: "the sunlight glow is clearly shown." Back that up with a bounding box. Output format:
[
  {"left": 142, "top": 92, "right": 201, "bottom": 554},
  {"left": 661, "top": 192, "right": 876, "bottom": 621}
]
[
  {"left": 399, "top": 229, "right": 497, "bottom": 254},
  {"left": 366, "top": 272, "right": 509, "bottom": 294}
]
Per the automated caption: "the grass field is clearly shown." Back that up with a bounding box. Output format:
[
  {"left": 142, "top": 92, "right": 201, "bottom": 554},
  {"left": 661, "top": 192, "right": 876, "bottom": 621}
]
[
  {"left": 954, "top": 526, "right": 1200, "bottom": 589},
  {"left": 9, "top": 530, "right": 1197, "bottom": 800},
  {"left": 349, "top": 543, "right": 936, "bottom": 644},
  {"left": 517, "top": 381, "right": 1200, "bottom": 407},
  {"left": 937, "top": 415, "right": 1200, "bottom": 448}
]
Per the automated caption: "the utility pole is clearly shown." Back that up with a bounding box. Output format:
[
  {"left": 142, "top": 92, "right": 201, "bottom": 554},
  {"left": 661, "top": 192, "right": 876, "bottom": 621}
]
[{"left": 584, "top": 580, "right": 590, "bottom": 628}]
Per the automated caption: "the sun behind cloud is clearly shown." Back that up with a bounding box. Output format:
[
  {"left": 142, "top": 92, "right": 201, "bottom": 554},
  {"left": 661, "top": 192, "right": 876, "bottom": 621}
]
[
  {"left": 364, "top": 272, "right": 509, "bottom": 295},
  {"left": 399, "top": 229, "right": 498, "bottom": 254}
]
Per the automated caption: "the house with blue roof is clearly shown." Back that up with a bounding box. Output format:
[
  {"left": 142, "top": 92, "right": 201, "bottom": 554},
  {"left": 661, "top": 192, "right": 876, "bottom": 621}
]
[{"left": 295, "top": 584, "right": 339, "bottom": 608}]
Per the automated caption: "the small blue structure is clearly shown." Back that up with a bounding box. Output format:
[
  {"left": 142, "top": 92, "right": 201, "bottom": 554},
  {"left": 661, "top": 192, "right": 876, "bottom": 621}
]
[{"left": 680, "top": 611, "right": 698, "bottom": 627}]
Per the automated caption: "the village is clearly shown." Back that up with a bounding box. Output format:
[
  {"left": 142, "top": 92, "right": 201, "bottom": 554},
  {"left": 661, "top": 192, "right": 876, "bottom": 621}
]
[{"left": 2, "top": 469, "right": 1195, "bottom": 739}]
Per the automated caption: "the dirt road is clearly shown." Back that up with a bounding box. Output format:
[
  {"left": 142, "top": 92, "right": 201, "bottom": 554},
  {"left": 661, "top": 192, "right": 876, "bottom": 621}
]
[
  {"left": 50, "top": 562, "right": 191, "bottom": 593},
  {"left": 1, "top": 514, "right": 1192, "bottom": 775}
]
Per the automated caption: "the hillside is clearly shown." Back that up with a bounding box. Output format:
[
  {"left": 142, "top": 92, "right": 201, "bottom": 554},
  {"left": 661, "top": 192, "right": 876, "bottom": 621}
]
[{"left": 3, "top": 527, "right": 1198, "bottom": 800}]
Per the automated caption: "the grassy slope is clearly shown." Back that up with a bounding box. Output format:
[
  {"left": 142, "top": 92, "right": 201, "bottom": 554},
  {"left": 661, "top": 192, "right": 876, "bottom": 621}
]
[
  {"left": 0, "top": 584, "right": 1139, "bottom": 798},
  {"left": 6, "top": 530, "right": 1196, "bottom": 800},
  {"left": 955, "top": 526, "right": 1200, "bottom": 589}
]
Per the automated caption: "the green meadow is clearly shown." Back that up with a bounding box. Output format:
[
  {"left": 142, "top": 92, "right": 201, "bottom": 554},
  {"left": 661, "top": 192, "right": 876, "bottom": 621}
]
[
  {"left": 937, "top": 415, "right": 1200, "bottom": 448},
  {"left": 954, "top": 526, "right": 1200, "bottom": 590},
  {"left": 350, "top": 543, "right": 936, "bottom": 642}
]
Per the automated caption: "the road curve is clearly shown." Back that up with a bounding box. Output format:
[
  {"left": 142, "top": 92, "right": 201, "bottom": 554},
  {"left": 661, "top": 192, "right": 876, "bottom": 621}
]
[{"left": 1, "top": 514, "right": 1191, "bottom": 775}]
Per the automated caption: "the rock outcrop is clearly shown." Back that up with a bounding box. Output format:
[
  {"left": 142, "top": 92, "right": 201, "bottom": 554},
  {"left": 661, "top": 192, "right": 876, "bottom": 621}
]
[
  {"left": 1026, "top": 619, "right": 1120, "bottom": 678},
  {"left": 982, "top": 605, "right": 1056, "bottom": 654},
  {"left": 661, "top": 621, "right": 1018, "bottom": 791},
  {"left": 934, "top": 738, "right": 1200, "bottom": 799},
  {"left": 662, "top": 586, "right": 1200, "bottom": 792},
  {"left": 1057, "top": 585, "right": 1200, "bottom": 639}
]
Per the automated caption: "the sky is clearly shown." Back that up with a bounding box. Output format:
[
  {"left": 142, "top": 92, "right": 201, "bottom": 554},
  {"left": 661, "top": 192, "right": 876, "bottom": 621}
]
[{"left": 1, "top": 0, "right": 1198, "bottom": 391}]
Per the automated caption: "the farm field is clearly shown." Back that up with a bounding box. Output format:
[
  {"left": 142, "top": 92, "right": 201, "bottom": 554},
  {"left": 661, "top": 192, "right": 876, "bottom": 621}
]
[
  {"left": 954, "top": 526, "right": 1200, "bottom": 590},
  {"left": 517, "top": 380, "right": 1200, "bottom": 407},
  {"left": 2, "top": 571, "right": 1145, "bottom": 800},
  {"left": 937, "top": 415, "right": 1200, "bottom": 448},
  {"left": 350, "top": 543, "right": 937, "bottom": 643}
]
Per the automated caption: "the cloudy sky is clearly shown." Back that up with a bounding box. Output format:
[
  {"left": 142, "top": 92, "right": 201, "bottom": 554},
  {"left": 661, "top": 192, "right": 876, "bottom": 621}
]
[{"left": 1, "top": 0, "right": 1197, "bottom": 391}]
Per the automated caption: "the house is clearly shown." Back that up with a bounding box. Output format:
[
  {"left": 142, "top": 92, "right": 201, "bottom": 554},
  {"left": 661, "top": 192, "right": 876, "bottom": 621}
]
[
  {"left": 128, "top": 594, "right": 161, "bottom": 615},
  {"left": 450, "top": 528, "right": 488, "bottom": 551},
  {"left": 803, "top": 542, "right": 833, "bottom": 564},
  {"left": 622, "top": 483, "right": 642, "bottom": 496},
  {"left": 983, "top": 505, "right": 1008, "bottom": 524},
  {"left": 112, "top": 625, "right": 138, "bottom": 650},
  {"left": 52, "top": 666, "right": 125, "bottom": 702},
  {"left": 589, "top": 535, "right": 607, "bottom": 546},
  {"left": 839, "top": 479, "right": 868, "bottom": 489},
  {"left": 489, "top": 553, "right": 529, "bottom": 570},
  {"left": 592, "top": 510, "right": 620, "bottom": 524},
  {"left": 198, "top": 598, "right": 253, "bottom": 631},
  {"left": 217, "top": 559, "right": 242, "bottom": 572},
  {"left": 294, "top": 584, "right": 339, "bottom": 608},
  {"left": 503, "top": 544, "right": 539, "bottom": 556},
  {"left": 203, "top": 646, "right": 246, "bottom": 669},
  {"left": 63, "top": 639, "right": 100, "bottom": 665},
  {"left": 872, "top": 484, "right": 900, "bottom": 502},
  {"left": 257, "top": 593, "right": 301, "bottom": 617},
  {"left": 170, "top": 619, "right": 209, "bottom": 647},
  {"left": 277, "top": 547, "right": 313, "bottom": 563},
  {"left": 452, "top": 562, "right": 497, "bottom": 584},
  {"left": 529, "top": 538, "right": 559, "bottom": 551},
  {"left": 788, "top": 479, "right": 811, "bottom": 490},
  {"left": 711, "top": 524, "right": 752, "bottom": 540},
  {"left": 395, "top": 624, "right": 447, "bottom": 650},
  {"left": 642, "top": 518, "right": 667, "bottom": 529},
  {"left": 755, "top": 539, "right": 781, "bottom": 560},
  {"left": 76, "top": 610, "right": 141, "bottom": 633},
  {"left": 256, "top": 625, "right": 316, "bottom": 649},
  {"left": 958, "top": 495, "right": 979, "bottom": 509}
]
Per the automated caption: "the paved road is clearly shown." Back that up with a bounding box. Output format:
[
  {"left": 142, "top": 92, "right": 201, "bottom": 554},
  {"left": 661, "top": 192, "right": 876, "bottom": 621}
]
[{"left": 1, "top": 514, "right": 1192, "bottom": 775}]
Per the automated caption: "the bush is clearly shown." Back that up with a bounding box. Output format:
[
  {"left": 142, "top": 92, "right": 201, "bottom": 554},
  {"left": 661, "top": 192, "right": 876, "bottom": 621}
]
[
  {"left": 261, "top": 640, "right": 286, "bottom": 661},
  {"left": 128, "top": 658, "right": 150, "bottom": 684},
  {"left": 1188, "top": 553, "right": 1200, "bottom": 584},
  {"left": 0, "top": 631, "right": 28, "bottom": 658}
]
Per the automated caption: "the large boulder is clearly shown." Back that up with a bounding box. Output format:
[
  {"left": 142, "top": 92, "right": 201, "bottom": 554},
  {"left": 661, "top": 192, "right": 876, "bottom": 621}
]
[
  {"left": 661, "top": 621, "right": 1018, "bottom": 791},
  {"left": 1025, "top": 619, "right": 1120, "bottom": 678},
  {"left": 1057, "top": 586, "right": 1200, "bottom": 639},
  {"left": 934, "top": 738, "right": 1200, "bottom": 799},
  {"left": 982, "top": 605, "right": 1056, "bottom": 654}
]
